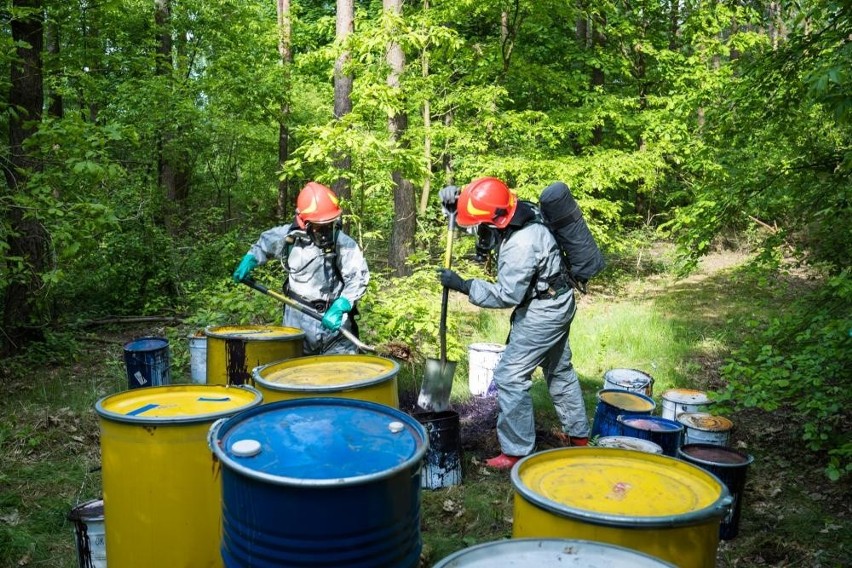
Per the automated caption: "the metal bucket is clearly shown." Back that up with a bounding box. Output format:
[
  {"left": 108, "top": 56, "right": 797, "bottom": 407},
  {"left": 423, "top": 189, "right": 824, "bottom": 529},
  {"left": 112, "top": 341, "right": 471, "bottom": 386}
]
[
  {"left": 205, "top": 325, "right": 304, "bottom": 386},
  {"left": 432, "top": 538, "right": 676, "bottom": 567},
  {"left": 209, "top": 398, "right": 428, "bottom": 567},
  {"left": 467, "top": 342, "right": 505, "bottom": 396},
  {"left": 122, "top": 336, "right": 170, "bottom": 389},
  {"left": 603, "top": 368, "right": 654, "bottom": 397},
  {"left": 253, "top": 353, "right": 399, "bottom": 408},
  {"left": 661, "top": 388, "right": 714, "bottom": 420},
  {"left": 617, "top": 414, "right": 684, "bottom": 457},
  {"left": 596, "top": 435, "right": 663, "bottom": 455},
  {"left": 188, "top": 331, "right": 207, "bottom": 384},
  {"left": 68, "top": 499, "right": 106, "bottom": 568},
  {"left": 677, "top": 412, "right": 734, "bottom": 447},
  {"left": 511, "top": 447, "right": 732, "bottom": 568},
  {"left": 412, "top": 410, "right": 462, "bottom": 489},
  {"left": 590, "top": 389, "right": 656, "bottom": 439},
  {"left": 678, "top": 444, "right": 754, "bottom": 540},
  {"left": 96, "top": 384, "right": 262, "bottom": 567}
]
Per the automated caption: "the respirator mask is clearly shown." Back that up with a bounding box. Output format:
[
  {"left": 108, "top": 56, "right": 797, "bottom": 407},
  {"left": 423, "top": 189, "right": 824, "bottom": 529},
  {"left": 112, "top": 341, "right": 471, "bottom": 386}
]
[{"left": 307, "top": 220, "right": 341, "bottom": 254}]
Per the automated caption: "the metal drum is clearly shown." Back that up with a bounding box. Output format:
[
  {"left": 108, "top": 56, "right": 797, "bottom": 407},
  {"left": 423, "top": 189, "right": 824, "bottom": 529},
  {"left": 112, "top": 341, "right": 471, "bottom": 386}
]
[
  {"left": 661, "top": 388, "right": 714, "bottom": 420},
  {"left": 253, "top": 354, "right": 399, "bottom": 408},
  {"left": 511, "top": 447, "right": 731, "bottom": 568},
  {"left": 205, "top": 325, "right": 304, "bottom": 386},
  {"left": 433, "top": 538, "right": 675, "bottom": 567},
  {"left": 210, "top": 398, "right": 428, "bottom": 567},
  {"left": 603, "top": 368, "right": 654, "bottom": 397},
  {"left": 617, "top": 414, "right": 685, "bottom": 457},
  {"left": 678, "top": 412, "right": 734, "bottom": 447},
  {"left": 96, "top": 384, "right": 262, "bottom": 568},
  {"left": 123, "top": 336, "right": 170, "bottom": 389},
  {"left": 596, "top": 435, "right": 664, "bottom": 455},
  {"left": 590, "top": 389, "right": 656, "bottom": 439}
]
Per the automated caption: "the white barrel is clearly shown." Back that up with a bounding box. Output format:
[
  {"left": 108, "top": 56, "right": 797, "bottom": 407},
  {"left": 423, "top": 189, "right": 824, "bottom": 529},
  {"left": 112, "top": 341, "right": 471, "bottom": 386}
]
[
  {"left": 187, "top": 333, "right": 207, "bottom": 384},
  {"left": 468, "top": 343, "right": 505, "bottom": 396},
  {"left": 68, "top": 499, "right": 106, "bottom": 568},
  {"left": 678, "top": 412, "right": 734, "bottom": 446},
  {"left": 661, "top": 388, "right": 714, "bottom": 420}
]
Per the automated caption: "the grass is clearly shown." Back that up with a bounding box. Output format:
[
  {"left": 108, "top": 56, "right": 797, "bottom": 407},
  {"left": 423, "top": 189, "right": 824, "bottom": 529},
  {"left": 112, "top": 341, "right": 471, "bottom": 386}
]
[{"left": 0, "top": 248, "right": 849, "bottom": 567}]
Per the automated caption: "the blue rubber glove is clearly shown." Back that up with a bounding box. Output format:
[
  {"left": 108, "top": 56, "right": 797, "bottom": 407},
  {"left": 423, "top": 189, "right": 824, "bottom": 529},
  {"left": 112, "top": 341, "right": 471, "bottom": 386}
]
[
  {"left": 322, "top": 297, "right": 352, "bottom": 331},
  {"left": 232, "top": 254, "right": 258, "bottom": 283}
]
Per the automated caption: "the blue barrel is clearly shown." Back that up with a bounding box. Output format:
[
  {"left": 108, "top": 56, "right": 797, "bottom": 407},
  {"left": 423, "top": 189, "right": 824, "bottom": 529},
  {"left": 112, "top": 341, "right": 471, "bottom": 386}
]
[
  {"left": 209, "top": 398, "right": 428, "bottom": 568},
  {"left": 123, "top": 336, "right": 170, "bottom": 389},
  {"left": 617, "top": 414, "right": 684, "bottom": 457},
  {"left": 590, "top": 389, "right": 656, "bottom": 439}
]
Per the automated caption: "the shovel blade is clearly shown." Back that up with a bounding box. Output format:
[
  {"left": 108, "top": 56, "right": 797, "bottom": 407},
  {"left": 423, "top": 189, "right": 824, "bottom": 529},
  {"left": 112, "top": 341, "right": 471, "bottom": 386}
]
[{"left": 418, "top": 358, "right": 457, "bottom": 412}]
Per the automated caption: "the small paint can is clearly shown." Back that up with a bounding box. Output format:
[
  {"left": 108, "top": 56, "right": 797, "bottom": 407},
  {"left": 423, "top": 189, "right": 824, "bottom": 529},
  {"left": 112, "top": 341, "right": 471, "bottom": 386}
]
[
  {"left": 603, "top": 368, "right": 655, "bottom": 397},
  {"left": 596, "top": 436, "right": 663, "bottom": 455},
  {"left": 678, "top": 412, "right": 734, "bottom": 447},
  {"left": 661, "top": 388, "right": 714, "bottom": 420}
]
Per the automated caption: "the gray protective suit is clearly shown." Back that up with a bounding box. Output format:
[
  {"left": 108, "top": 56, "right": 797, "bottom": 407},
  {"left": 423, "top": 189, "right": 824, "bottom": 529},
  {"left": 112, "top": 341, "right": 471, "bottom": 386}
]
[
  {"left": 468, "top": 220, "right": 590, "bottom": 456},
  {"left": 247, "top": 224, "right": 370, "bottom": 355}
]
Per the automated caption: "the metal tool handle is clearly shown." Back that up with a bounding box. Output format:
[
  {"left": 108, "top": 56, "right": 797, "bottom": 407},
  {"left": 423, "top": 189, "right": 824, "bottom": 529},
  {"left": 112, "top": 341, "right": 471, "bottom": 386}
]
[
  {"left": 240, "top": 278, "right": 376, "bottom": 353},
  {"left": 439, "top": 212, "right": 456, "bottom": 364}
]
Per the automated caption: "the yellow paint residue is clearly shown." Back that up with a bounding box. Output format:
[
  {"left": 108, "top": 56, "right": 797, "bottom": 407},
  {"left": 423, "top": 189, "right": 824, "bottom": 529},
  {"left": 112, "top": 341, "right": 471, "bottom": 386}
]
[
  {"left": 600, "top": 391, "right": 655, "bottom": 411},
  {"left": 103, "top": 386, "right": 258, "bottom": 418},
  {"left": 520, "top": 454, "right": 721, "bottom": 517},
  {"left": 206, "top": 325, "right": 303, "bottom": 339},
  {"left": 262, "top": 356, "right": 394, "bottom": 387}
]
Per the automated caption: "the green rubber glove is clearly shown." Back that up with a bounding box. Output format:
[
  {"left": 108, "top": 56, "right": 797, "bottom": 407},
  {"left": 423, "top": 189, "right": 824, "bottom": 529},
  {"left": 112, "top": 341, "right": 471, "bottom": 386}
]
[
  {"left": 321, "top": 297, "right": 352, "bottom": 331},
  {"left": 232, "top": 254, "right": 258, "bottom": 283}
]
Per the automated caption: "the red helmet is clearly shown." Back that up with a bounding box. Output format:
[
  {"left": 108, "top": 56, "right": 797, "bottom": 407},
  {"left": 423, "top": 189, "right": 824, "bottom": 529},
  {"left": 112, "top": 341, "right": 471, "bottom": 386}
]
[
  {"left": 456, "top": 177, "right": 517, "bottom": 229},
  {"left": 295, "top": 182, "right": 342, "bottom": 229}
]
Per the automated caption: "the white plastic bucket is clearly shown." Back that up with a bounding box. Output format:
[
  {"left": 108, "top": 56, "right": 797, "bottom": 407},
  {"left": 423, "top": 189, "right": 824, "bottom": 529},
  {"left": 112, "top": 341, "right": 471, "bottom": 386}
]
[
  {"left": 68, "top": 499, "right": 106, "bottom": 568},
  {"left": 468, "top": 343, "right": 505, "bottom": 396},
  {"left": 187, "top": 333, "right": 207, "bottom": 384}
]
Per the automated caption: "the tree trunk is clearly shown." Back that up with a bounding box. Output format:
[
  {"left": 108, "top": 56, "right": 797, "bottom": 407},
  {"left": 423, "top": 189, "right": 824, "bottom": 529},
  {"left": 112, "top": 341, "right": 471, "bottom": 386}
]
[
  {"left": 3, "top": 0, "right": 49, "bottom": 356},
  {"left": 333, "top": 0, "right": 354, "bottom": 204},
  {"left": 385, "top": 0, "right": 415, "bottom": 277},
  {"left": 591, "top": 12, "right": 606, "bottom": 146},
  {"left": 417, "top": 0, "right": 432, "bottom": 216},
  {"left": 277, "top": 0, "right": 292, "bottom": 221},
  {"left": 46, "top": 18, "right": 63, "bottom": 119}
]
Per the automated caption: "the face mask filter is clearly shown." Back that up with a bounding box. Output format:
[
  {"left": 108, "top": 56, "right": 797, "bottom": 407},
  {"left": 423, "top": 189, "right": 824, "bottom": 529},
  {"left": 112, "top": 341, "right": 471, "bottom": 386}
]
[{"left": 307, "top": 221, "right": 339, "bottom": 253}]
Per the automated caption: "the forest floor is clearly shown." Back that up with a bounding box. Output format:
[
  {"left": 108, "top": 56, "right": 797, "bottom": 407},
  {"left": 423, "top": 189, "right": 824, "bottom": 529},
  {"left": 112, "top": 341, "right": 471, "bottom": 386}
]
[{"left": 0, "top": 248, "right": 849, "bottom": 567}]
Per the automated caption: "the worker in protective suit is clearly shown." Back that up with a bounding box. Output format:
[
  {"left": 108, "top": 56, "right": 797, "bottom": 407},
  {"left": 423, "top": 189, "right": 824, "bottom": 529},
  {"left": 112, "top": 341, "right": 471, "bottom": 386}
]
[
  {"left": 232, "top": 182, "right": 370, "bottom": 355},
  {"left": 438, "top": 177, "right": 590, "bottom": 469}
]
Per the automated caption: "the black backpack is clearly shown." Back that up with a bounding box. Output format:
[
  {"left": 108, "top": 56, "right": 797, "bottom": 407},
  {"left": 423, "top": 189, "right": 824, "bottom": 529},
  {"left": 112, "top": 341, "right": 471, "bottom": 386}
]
[{"left": 538, "top": 181, "right": 606, "bottom": 289}]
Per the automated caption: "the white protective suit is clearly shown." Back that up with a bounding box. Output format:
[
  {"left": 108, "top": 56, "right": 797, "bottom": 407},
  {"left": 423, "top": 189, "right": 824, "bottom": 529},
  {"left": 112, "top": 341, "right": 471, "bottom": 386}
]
[
  {"left": 467, "top": 211, "right": 590, "bottom": 456},
  {"left": 247, "top": 223, "right": 370, "bottom": 355}
]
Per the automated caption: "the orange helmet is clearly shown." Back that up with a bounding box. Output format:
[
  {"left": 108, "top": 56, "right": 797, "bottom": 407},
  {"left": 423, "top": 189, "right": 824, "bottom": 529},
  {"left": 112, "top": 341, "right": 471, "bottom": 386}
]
[
  {"left": 456, "top": 177, "right": 517, "bottom": 229},
  {"left": 295, "top": 182, "right": 342, "bottom": 229}
]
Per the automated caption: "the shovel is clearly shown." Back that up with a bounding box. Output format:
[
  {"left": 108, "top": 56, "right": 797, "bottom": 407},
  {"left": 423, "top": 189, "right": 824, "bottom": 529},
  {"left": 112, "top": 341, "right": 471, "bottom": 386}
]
[
  {"left": 240, "top": 278, "right": 377, "bottom": 353},
  {"left": 417, "top": 212, "right": 458, "bottom": 412}
]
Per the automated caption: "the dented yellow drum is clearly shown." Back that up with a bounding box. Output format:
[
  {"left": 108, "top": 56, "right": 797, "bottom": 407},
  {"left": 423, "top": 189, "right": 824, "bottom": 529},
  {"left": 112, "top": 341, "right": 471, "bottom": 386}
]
[
  {"left": 96, "top": 384, "right": 262, "bottom": 568},
  {"left": 253, "top": 354, "right": 400, "bottom": 408},
  {"left": 511, "top": 447, "right": 731, "bottom": 568},
  {"left": 205, "top": 325, "right": 304, "bottom": 386}
]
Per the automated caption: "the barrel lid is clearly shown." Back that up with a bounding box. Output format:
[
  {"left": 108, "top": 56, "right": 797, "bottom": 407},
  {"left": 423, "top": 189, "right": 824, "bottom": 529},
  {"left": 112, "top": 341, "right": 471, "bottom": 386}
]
[
  {"left": 204, "top": 325, "right": 305, "bottom": 340},
  {"left": 597, "top": 389, "right": 655, "bottom": 412},
  {"left": 677, "top": 412, "right": 733, "bottom": 432},
  {"left": 618, "top": 414, "right": 683, "bottom": 432},
  {"left": 468, "top": 342, "right": 506, "bottom": 353},
  {"left": 67, "top": 499, "right": 104, "bottom": 522},
  {"left": 596, "top": 436, "right": 663, "bottom": 454},
  {"left": 512, "top": 448, "right": 731, "bottom": 527},
  {"left": 95, "top": 385, "right": 262, "bottom": 424},
  {"left": 433, "top": 538, "right": 676, "bottom": 568},
  {"left": 661, "top": 388, "right": 712, "bottom": 405},
  {"left": 210, "top": 398, "right": 428, "bottom": 486},
  {"left": 254, "top": 354, "right": 399, "bottom": 391},
  {"left": 603, "top": 368, "right": 652, "bottom": 388},
  {"left": 679, "top": 444, "right": 754, "bottom": 467},
  {"left": 123, "top": 336, "right": 168, "bottom": 352}
]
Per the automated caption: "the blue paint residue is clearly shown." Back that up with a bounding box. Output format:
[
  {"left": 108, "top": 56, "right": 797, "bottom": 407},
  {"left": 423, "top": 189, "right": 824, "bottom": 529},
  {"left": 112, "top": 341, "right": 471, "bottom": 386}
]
[
  {"left": 126, "top": 403, "right": 160, "bottom": 416},
  {"left": 197, "top": 397, "right": 231, "bottom": 402}
]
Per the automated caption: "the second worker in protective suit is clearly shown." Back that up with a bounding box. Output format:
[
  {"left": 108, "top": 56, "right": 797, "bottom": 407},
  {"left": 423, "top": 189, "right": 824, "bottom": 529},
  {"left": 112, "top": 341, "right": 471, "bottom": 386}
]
[
  {"left": 439, "top": 177, "right": 590, "bottom": 470},
  {"left": 232, "top": 182, "right": 370, "bottom": 355}
]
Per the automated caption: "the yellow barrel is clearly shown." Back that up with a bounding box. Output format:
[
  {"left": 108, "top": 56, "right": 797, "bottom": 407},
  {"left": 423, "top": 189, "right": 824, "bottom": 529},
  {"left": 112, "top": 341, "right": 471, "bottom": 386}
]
[
  {"left": 96, "top": 384, "right": 262, "bottom": 568},
  {"left": 511, "top": 447, "right": 732, "bottom": 568},
  {"left": 205, "top": 325, "right": 305, "bottom": 386},
  {"left": 253, "top": 354, "right": 400, "bottom": 408}
]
